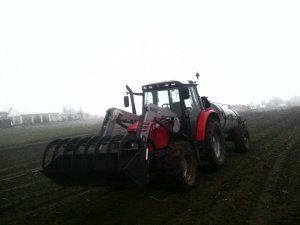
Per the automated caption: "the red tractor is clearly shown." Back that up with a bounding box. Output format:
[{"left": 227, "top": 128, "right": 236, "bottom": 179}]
[{"left": 42, "top": 80, "right": 250, "bottom": 192}]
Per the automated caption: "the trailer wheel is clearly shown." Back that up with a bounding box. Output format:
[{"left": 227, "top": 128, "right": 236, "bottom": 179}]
[
  {"left": 233, "top": 125, "right": 250, "bottom": 153},
  {"left": 204, "top": 118, "right": 226, "bottom": 169},
  {"left": 164, "top": 141, "right": 198, "bottom": 192}
]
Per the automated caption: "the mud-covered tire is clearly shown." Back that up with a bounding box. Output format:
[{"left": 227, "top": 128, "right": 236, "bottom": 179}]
[
  {"left": 204, "top": 118, "right": 226, "bottom": 169},
  {"left": 164, "top": 141, "right": 198, "bottom": 192},
  {"left": 233, "top": 125, "right": 250, "bottom": 153}
]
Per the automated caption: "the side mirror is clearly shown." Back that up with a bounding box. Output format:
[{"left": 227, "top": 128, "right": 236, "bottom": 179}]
[
  {"left": 201, "top": 96, "right": 211, "bottom": 109},
  {"left": 180, "top": 87, "right": 190, "bottom": 100},
  {"left": 124, "top": 95, "right": 129, "bottom": 107}
]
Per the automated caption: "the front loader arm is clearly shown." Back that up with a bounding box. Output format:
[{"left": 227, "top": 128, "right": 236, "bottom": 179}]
[
  {"left": 136, "top": 103, "right": 179, "bottom": 141},
  {"left": 99, "top": 108, "right": 140, "bottom": 137}
]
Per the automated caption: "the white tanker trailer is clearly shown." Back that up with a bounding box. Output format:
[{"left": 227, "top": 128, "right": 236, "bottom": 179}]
[{"left": 209, "top": 102, "right": 250, "bottom": 152}]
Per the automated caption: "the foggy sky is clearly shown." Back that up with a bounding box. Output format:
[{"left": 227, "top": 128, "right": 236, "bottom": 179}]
[{"left": 0, "top": 0, "right": 299, "bottom": 115}]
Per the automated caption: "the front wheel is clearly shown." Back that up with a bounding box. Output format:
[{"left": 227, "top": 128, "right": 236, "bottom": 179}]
[
  {"left": 164, "top": 141, "right": 198, "bottom": 192},
  {"left": 204, "top": 118, "right": 226, "bottom": 169}
]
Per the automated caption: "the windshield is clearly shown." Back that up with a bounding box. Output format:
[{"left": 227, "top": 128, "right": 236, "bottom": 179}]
[{"left": 144, "top": 88, "right": 180, "bottom": 109}]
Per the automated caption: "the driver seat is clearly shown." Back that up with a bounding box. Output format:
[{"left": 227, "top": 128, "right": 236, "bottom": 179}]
[{"left": 170, "top": 102, "right": 182, "bottom": 116}]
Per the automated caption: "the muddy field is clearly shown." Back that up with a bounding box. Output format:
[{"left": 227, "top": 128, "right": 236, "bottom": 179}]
[{"left": 0, "top": 108, "right": 299, "bottom": 225}]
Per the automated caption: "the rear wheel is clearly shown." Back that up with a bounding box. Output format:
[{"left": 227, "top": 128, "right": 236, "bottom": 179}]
[
  {"left": 233, "top": 125, "right": 250, "bottom": 152},
  {"left": 164, "top": 141, "right": 198, "bottom": 192},
  {"left": 204, "top": 118, "right": 226, "bottom": 169}
]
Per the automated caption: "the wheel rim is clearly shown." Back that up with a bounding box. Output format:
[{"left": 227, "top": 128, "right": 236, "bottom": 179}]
[
  {"left": 212, "top": 135, "right": 221, "bottom": 158},
  {"left": 244, "top": 133, "right": 249, "bottom": 149},
  {"left": 183, "top": 155, "right": 193, "bottom": 182}
]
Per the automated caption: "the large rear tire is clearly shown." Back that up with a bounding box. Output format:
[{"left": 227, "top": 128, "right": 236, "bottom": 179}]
[
  {"left": 204, "top": 118, "right": 226, "bottom": 169},
  {"left": 164, "top": 141, "right": 198, "bottom": 192}
]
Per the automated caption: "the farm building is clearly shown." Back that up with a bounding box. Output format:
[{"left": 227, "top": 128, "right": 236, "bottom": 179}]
[
  {"left": 0, "top": 111, "right": 13, "bottom": 127},
  {"left": 0, "top": 107, "right": 92, "bottom": 127},
  {"left": 0, "top": 108, "right": 62, "bottom": 126},
  {"left": 7, "top": 108, "right": 22, "bottom": 125},
  {"left": 20, "top": 113, "right": 62, "bottom": 125},
  {"left": 0, "top": 108, "right": 21, "bottom": 127},
  {"left": 0, "top": 107, "right": 91, "bottom": 127}
]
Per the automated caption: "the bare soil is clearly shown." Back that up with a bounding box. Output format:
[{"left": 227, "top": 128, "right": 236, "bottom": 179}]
[{"left": 0, "top": 107, "right": 299, "bottom": 225}]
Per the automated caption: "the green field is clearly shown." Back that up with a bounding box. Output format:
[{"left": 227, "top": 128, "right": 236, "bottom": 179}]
[{"left": 0, "top": 119, "right": 101, "bottom": 149}]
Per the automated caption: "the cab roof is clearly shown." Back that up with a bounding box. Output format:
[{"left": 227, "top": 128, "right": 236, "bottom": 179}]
[{"left": 142, "top": 80, "right": 197, "bottom": 91}]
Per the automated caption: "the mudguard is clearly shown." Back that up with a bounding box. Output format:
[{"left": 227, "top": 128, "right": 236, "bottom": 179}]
[{"left": 196, "top": 109, "right": 220, "bottom": 141}]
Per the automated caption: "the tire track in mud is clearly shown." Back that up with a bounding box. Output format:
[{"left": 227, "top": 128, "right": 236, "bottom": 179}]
[
  {"left": 0, "top": 166, "right": 51, "bottom": 214},
  {"left": 225, "top": 119, "right": 299, "bottom": 224},
  {"left": 0, "top": 188, "right": 95, "bottom": 225},
  {"left": 6, "top": 189, "right": 99, "bottom": 225},
  {"left": 0, "top": 130, "right": 103, "bottom": 224},
  {"left": 271, "top": 140, "right": 300, "bottom": 225},
  {"left": 248, "top": 126, "right": 300, "bottom": 225},
  {"left": 0, "top": 132, "right": 98, "bottom": 153},
  {"left": 0, "top": 144, "right": 73, "bottom": 221},
  {"left": 0, "top": 160, "right": 40, "bottom": 175},
  {"left": 0, "top": 170, "right": 95, "bottom": 225},
  {"left": 206, "top": 110, "right": 297, "bottom": 185},
  {"left": 1, "top": 184, "right": 65, "bottom": 212},
  {"left": 0, "top": 141, "right": 99, "bottom": 225},
  {"left": 0, "top": 177, "right": 47, "bottom": 195},
  {"left": 0, "top": 168, "right": 40, "bottom": 182}
]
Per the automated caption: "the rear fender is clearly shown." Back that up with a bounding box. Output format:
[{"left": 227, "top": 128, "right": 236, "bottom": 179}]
[{"left": 196, "top": 109, "right": 220, "bottom": 142}]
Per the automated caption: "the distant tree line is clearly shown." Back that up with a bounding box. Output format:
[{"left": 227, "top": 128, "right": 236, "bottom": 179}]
[{"left": 249, "top": 96, "right": 300, "bottom": 109}]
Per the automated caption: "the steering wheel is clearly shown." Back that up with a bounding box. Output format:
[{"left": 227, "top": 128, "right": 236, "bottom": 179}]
[{"left": 162, "top": 103, "right": 170, "bottom": 108}]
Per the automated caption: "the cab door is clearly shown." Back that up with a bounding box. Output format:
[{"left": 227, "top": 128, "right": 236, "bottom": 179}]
[{"left": 182, "top": 86, "right": 203, "bottom": 137}]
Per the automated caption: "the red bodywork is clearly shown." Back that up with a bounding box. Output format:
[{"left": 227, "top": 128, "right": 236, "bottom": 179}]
[
  {"left": 127, "top": 108, "right": 219, "bottom": 150},
  {"left": 127, "top": 121, "right": 139, "bottom": 132},
  {"left": 149, "top": 124, "right": 169, "bottom": 149},
  {"left": 127, "top": 121, "right": 169, "bottom": 152},
  {"left": 196, "top": 109, "right": 219, "bottom": 141}
]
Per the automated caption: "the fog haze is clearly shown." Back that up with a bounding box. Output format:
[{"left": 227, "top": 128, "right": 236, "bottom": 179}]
[{"left": 0, "top": 0, "right": 299, "bottom": 115}]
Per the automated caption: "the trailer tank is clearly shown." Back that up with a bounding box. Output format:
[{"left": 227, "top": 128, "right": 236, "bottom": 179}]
[{"left": 210, "top": 103, "right": 241, "bottom": 133}]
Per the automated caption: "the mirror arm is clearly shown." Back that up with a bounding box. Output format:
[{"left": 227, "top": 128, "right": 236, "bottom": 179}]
[{"left": 126, "top": 85, "right": 137, "bottom": 115}]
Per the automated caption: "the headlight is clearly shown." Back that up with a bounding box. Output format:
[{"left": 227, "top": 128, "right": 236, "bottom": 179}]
[{"left": 130, "top": 142, "right": 139, "bottom": 148}]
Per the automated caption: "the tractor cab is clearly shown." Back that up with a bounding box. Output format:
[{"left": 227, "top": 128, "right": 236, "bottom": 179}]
[{"left": 141, "top": 81, "right": 205, "bottom": 137}]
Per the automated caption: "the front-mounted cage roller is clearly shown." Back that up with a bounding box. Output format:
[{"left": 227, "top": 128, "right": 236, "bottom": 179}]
[
  {"left": 42, "top": 134, "right": 149, "bottom": 187},
  {"left": 41, "top": 107, "right": 149, "bottom": 187}
]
